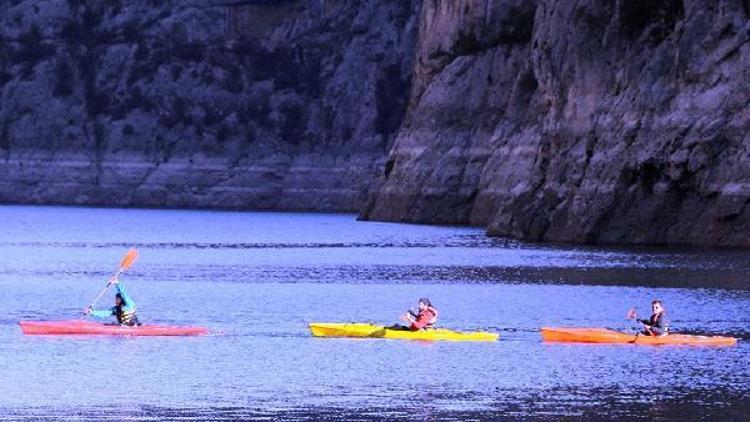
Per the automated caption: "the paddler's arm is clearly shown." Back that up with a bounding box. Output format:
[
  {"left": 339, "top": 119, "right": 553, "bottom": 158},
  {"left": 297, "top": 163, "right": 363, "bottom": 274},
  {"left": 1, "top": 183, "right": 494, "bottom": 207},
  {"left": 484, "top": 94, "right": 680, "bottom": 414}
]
[
  {"left": 410, "top": 311, "right": 432, "bottom": 330},
  {"left": 87, "top": 307, "right": 115, "bottom": 319},
  {"left": 401, "top": 311, "right": 417, "bottom": 328},
  {"left": 114, "top": 281, "right": 136, "bottom": 310}
]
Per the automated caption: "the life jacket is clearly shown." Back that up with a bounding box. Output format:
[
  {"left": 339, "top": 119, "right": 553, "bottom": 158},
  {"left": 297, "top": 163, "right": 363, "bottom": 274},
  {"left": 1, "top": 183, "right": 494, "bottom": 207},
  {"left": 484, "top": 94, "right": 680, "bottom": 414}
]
[
  {"left": 649, "top": 312, "right": 664, "bottom": 326},
  {"left": 115, "top": 304, "right": 138, "bottom": 326},
  {"left": 425, "top": 306, "right": 439, "bottom": 327},
  {"left": 646, "top": 312, "right": 667, "bottom": 336},
  {"left": 411, "top": 306, "right": 439, "bottom": 330}
]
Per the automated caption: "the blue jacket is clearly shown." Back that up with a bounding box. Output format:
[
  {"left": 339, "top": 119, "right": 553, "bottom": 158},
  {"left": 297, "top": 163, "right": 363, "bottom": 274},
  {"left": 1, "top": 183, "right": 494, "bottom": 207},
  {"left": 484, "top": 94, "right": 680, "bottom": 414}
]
[{"left": 90, "top": 283, "right": 137, "bottom": 320}]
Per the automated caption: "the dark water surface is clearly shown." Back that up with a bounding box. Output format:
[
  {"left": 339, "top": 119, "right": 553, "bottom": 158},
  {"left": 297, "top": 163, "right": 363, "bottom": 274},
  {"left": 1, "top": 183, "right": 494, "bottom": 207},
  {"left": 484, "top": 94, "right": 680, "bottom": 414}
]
[{"left": 0, "top": 206, "right": 748, "bottom": 420}]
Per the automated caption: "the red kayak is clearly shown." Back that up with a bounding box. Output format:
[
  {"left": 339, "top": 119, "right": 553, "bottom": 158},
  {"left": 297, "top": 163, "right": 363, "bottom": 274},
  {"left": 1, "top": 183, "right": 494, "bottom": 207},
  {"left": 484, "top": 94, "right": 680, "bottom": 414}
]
[{"left": 19, "top": 320, "right": 208, "bottom": 336}]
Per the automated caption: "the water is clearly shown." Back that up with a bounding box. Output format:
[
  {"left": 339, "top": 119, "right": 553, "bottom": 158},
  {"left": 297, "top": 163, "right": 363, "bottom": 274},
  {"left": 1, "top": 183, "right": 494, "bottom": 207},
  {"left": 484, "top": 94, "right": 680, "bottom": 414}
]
[{"left": 0, "top": 205, "right": 748, "bottom": 420}]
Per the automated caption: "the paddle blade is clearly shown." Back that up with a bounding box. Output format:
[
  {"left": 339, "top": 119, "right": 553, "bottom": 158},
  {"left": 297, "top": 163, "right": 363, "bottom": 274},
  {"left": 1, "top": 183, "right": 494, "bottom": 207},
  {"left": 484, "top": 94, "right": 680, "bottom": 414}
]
[
  {"left": 119, "top": 248, "right": 139, "bottom": 271},
  {"left": 627, "top": 308, "right": 637, "bottom": 320}
]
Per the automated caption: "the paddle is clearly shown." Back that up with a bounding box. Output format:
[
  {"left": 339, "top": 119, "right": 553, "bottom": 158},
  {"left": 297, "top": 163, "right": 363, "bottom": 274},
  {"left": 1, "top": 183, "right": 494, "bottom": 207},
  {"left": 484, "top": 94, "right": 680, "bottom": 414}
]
[
  {"left": 83, "top": 248, "right": 139, "bottom": 315},
  {"left": 627, "top": 307, "right": 637, "bottom": 321},
  {"left": 627, "top": 307, "right": 643, "bottom": 342},
  {"left": 401, "top": 309, "right": 414, "bottom": 323}
]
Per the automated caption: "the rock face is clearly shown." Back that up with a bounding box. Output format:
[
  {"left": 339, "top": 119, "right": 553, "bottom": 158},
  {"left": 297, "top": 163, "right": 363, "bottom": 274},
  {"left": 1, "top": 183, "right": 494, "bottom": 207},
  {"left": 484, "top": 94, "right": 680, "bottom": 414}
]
[
  {"left": 1, "top": 0, "right": 748, "bottom": 247},
  {"left": 0, "top": 0, "right": 419, "bottom": 210},
  {"left": 361, "top": 0, "right": 750, "bottom": 247}
]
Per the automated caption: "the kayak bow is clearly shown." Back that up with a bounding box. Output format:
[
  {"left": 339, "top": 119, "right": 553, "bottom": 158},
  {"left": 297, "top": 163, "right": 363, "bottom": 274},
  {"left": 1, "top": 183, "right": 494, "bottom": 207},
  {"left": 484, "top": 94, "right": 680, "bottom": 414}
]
[
  {"left": 540, "top": 327, "right": 737, "bottom": 346},
  {"left": 309, "top": 322, "right": 498, "bottom": 342},
  {"left": 19, "top": 320, "right": 208, "bottom": 337}
]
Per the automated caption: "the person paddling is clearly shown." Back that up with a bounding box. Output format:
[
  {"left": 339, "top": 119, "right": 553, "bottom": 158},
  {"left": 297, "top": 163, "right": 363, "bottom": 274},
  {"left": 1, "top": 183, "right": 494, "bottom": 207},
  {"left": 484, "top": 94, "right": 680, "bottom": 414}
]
[
  {"left": 401, "top": 298, "right": 439, "bottom": 331},
  {"left": 84, "top": 276, "right": 140, "bottom": 326},
  {"left": 630, "top": 300, "right": 668, "bottom": 336}
]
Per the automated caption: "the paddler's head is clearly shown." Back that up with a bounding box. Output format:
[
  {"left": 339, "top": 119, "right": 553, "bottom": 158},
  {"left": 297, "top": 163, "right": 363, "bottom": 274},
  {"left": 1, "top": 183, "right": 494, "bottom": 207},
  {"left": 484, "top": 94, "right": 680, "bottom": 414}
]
[
  {"left": 651, "top": 300, "right": 664, "bottom": 314},
  {"left": 418, "top": 298, "right": 431, "bottom": 310},
  {"left": 115, "top": 293, "right": 123, "bottom": 307}
]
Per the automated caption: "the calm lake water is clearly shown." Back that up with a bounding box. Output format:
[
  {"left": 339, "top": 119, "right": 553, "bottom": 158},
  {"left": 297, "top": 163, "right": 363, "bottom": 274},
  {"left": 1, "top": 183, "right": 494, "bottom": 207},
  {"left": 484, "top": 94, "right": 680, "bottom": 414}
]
[{"left": 0, "top": 205, "right": 748, "bottom": 420}]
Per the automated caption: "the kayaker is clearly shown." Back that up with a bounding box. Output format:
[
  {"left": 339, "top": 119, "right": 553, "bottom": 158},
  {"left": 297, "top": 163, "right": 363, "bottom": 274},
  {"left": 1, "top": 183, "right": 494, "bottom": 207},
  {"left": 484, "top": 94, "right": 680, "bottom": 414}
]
[
  {"left": 84, "top": 276, "right": 140, "bottom": 326},
  {"left": 401, "top": 298, "right": 439, "bottom": 331},
  {"left": 636, "top": 300, "right": 668, "bottom": 336}
]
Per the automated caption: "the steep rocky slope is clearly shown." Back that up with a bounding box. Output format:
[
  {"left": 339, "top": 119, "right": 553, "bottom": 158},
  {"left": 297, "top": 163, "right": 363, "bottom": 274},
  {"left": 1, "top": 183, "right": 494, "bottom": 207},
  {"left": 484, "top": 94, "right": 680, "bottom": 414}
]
[
  {"left": 361, "top": 0, "right": 750, "bottom": 247},
  {"left": 0, "top": 0, "right": 418, "bottom": 210},
  {"left": 1, "top": 0, "right": 748, "bottom": 247}
]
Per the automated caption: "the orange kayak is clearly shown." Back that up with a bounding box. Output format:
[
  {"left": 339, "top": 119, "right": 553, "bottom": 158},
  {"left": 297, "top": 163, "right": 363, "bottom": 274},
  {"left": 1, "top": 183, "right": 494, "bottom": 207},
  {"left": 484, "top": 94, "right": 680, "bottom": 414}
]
[
  {"left": 540, "top": 327, "right": 737, "bottom": 346},
  {"left": 19, "top": 320, "right": 208, "bottom": 336}
]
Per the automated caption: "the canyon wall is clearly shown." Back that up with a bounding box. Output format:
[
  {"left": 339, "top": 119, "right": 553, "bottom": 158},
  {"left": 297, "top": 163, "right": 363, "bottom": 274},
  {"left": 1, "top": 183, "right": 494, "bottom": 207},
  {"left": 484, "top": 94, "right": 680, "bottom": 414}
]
[
  {"left": 1, "top": 0, "right": 748, "bottom": 247},
  {"left": 361, "top": 0, "right": 750, "bottom": 247},
  {"left": 0, "top": 0, "right": 418, "bottom": 210}
]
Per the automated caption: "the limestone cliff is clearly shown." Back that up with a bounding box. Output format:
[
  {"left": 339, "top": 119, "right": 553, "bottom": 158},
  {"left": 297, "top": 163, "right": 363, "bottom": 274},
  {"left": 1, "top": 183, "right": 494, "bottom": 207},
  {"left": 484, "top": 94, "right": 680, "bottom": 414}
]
[
  {"left": 1, "top": 0, "right": 748, "bottom": 247},
  {"left": 361, "top": 0, "right": 750, "bottom": 247},
  {"left": 0, "top": 0, "right": 418, "bottom": 210}
]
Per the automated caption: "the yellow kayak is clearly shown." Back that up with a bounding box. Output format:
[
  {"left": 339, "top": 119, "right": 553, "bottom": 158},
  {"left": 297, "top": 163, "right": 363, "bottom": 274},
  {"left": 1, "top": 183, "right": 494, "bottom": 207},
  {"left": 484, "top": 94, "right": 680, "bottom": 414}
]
[{"left": 309, "top": 323, "right": 499, "bottom": 342}]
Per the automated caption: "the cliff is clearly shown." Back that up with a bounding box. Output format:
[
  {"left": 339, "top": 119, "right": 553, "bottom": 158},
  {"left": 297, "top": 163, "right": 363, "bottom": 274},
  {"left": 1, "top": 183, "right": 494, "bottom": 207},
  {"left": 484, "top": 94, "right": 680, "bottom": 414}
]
[
  {"left": 1, "top": 0, "right": 748, "bottom": 247},
  {"left": 0, "top": 0, "right": 418, "bottom": 210},
  {"left": 361, "top": 0, "right": 750, "bottom": 247}
]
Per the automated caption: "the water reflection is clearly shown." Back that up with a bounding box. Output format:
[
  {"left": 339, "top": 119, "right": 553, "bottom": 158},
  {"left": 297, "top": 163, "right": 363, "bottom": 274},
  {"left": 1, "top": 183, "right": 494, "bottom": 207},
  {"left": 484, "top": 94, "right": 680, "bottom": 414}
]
[{"left": 2, "top": 387, "right": 748, "bottom": 421}]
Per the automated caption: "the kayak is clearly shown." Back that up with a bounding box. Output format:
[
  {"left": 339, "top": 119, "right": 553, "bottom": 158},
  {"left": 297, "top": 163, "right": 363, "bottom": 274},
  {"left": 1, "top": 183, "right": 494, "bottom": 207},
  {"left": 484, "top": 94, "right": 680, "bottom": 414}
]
[
  {"left": 309, "top": 323, "right": 498, "bottom": 342},
  {"left": 19, "top": 320, "right": 208, "bottom": 337},
  {"left": 540, "top": 327, "right": 737, "bottom": 346}
]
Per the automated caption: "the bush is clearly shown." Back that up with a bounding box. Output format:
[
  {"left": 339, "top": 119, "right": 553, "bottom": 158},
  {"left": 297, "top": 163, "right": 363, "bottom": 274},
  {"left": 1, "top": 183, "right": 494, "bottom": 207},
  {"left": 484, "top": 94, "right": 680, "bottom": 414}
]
[
  {"left": 53, "top": 59, "right": 74, "bottom": 97},
  {"left": 11, "top": 25, "right": 56, "bottom": 77},
  {"left": 619, "top": 0, "right": 683, "bottom": 43},
  {"left": 0, "top": 69, "right": 12, "bottom": 86},
  {"left": 279, "top": 102, "right": 305, "bottom": 145}
]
